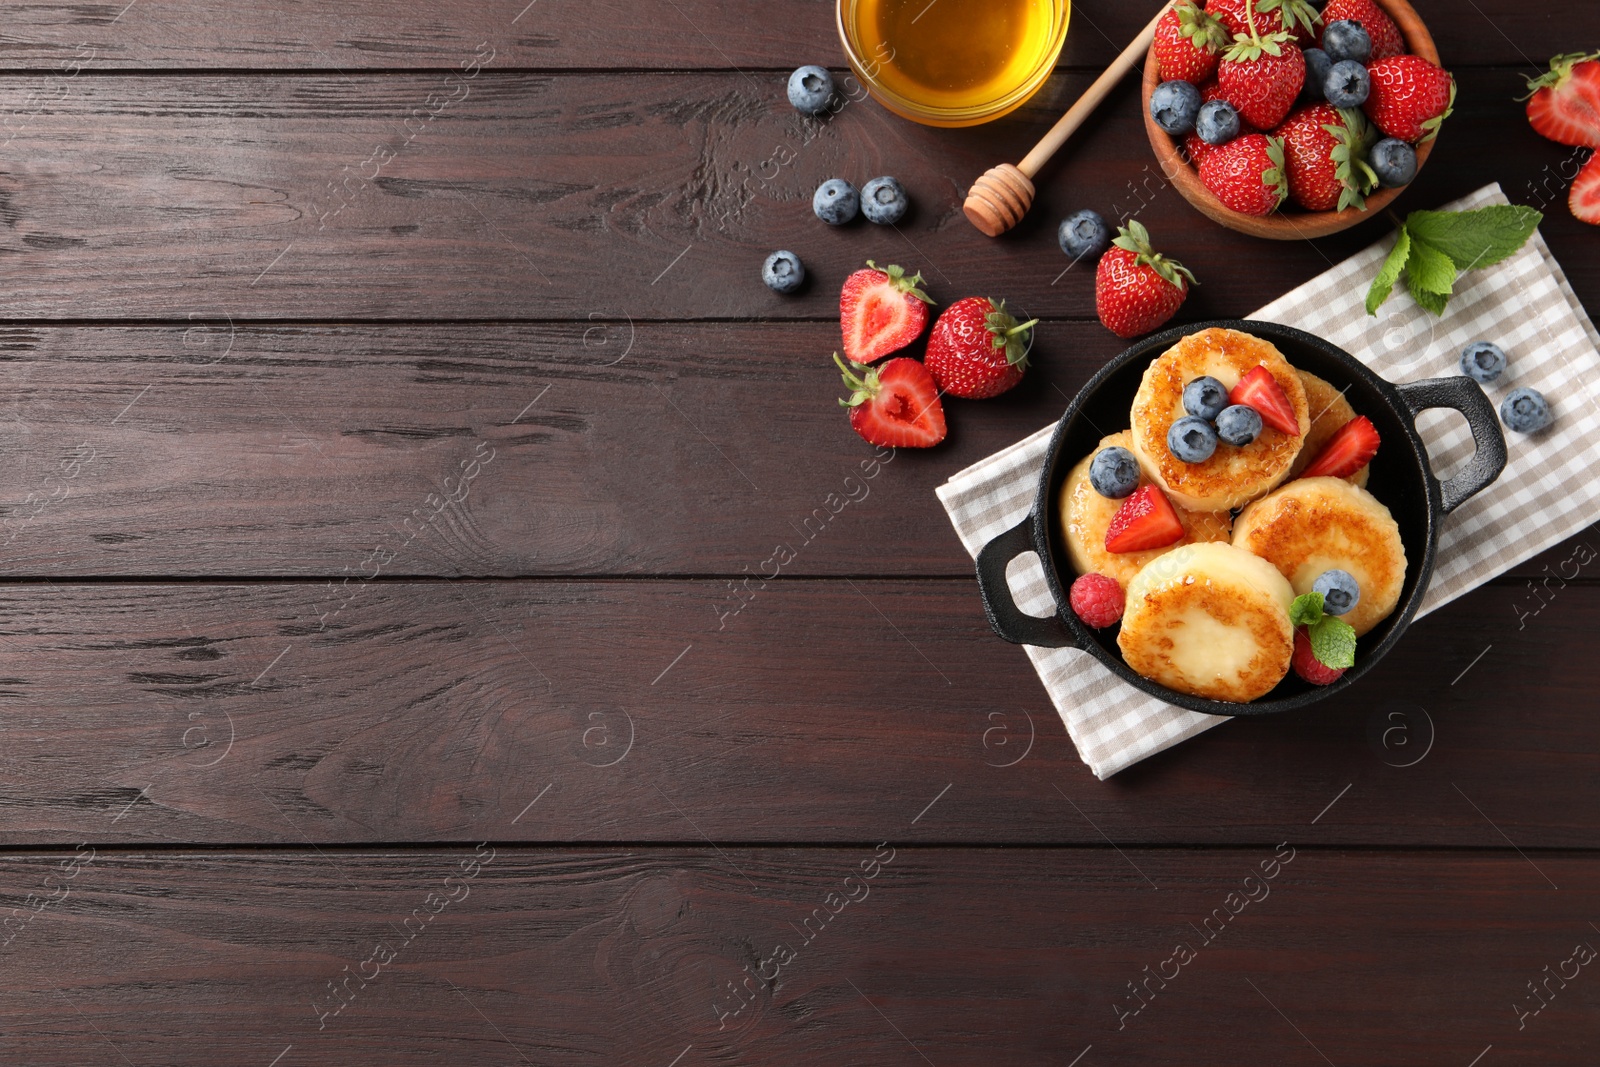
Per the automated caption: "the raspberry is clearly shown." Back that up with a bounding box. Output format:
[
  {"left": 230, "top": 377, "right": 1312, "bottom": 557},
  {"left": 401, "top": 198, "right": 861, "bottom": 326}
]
[
  {"left": 1069, "top": 573, "right": 1125, "bottom": 629},
  {"left": 1292, "top": 627, "right": 1346, "bottom": 686}
]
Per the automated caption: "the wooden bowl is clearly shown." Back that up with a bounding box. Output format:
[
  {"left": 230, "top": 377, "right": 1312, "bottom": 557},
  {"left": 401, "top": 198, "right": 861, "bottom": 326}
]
[{"left": 1140, "top": 0, "right": 1440, "bottom": 240}]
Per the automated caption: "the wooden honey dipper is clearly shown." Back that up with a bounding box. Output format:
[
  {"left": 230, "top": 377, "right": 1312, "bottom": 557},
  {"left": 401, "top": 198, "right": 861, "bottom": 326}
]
[{"left": 964, "top": 2, "right": 1175, "bottom": 237}]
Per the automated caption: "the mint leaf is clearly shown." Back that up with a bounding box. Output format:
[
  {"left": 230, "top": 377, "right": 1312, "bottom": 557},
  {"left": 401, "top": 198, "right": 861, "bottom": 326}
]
[
  {"left": 1406, "top": 276, "right": 1450, "bottom": 316},
  {"left": 1406, "top": 236, "right": 1457, "bottom": 296},
  {"left": 1308, "top": 615, "right": 1357, "bottom": 670},
  {"left": 1404, "top": 205, "right": 1543, "bottom": 273},
  {"left": 1366, "top": 227, "right": 1410, "bottom": 316},
  {"left": 1289, "top": 592, "right": 1326, "bottom": 628}
]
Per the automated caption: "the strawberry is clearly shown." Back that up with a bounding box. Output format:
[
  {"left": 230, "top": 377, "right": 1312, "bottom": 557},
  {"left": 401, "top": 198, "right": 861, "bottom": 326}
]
[
  {"left": 1521, "top": 51, "right": 1600, "bottom": 148},
  {"left": 1199, "top": 133, "right": 1288, "bottom": 216},
  {"left": 1300, "top": 415, "right": 1380, "bottom": 477},
  {"left": 1183, "top": 130, "right": 1218, "bottom": 166},
  {"left": 1318, "top": 0, "right": 1405, "bottom": 60},
  {"left": 1277, "top": 104, "right": 1378, "bottom": 211},
  {"left": 1229, "top": 364, "right": 1301, "bottom": 435},
  {"left": 1570, "top": 153, "right": 1600, "bottom": 226},
  {"left": 1094, "top": 221, "right": 1196, "bottom": 339},
  {"left": 1292, "top": 627, "right": 1346, "bottom": 685},
  {"left": 1363, "top": 55, "right": 1454, "bottom": 143},
  {"left": 835, "top": 353, "right": 946, "bottom": 449},
  {"left": 1207, "top": 0, "right": 1321, "bottom": 45},
  {"left": 1154, "top": 1, "right": 1230, "bottom": 84},
  {"left": 839, "top": 261, "right": 934, "bottom": 364},
  {"left": 1105, "top": 485, "right": 1186, "bottom": 553},
  {"left": 1218, "top": 26, "right": 1306, "bottom": 130},
  {"left": 923, "top": 297, "right": 1038, "bottom": 400}
]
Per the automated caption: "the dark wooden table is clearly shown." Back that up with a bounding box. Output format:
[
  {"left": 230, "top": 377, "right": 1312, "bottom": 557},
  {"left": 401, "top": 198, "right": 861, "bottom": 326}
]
[{"left": 0, "top": 2, "right": 1595, "bottom": 1063}]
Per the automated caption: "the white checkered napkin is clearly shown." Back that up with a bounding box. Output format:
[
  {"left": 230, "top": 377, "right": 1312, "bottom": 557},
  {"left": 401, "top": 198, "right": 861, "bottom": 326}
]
[{"left": 937, "top": 183, "right": 1600, "bottom": 780}]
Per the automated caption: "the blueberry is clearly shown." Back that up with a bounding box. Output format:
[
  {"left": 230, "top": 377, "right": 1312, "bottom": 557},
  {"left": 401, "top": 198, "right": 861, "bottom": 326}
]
[
  {"left": 1183, "top": 376, "right": 1229, "bottom": 420},
  {"left": 1059, "top": 209, "right": 1110, "bottom": 261},
  {"left": 1168, "top": 416, "right": 1218, "bottom": 463},
  {"left": 1300, "top": 48, "right": 1333, "bottom": 102},
  {"left": 762, "top": 250, "right": 805, "bottom": 294},
  {"left": 1089, "top": 446, "right": 1141, "bottom": 499},
  {"left": 787, "top": 65, "right": 835, "bottom": 116},
  {"left": 1324, "top": 59, "right": 1371, "bottom": 108},
  {"left": 1500, "top": 387, "right": 1553, "bottom": 433},
  {"left": 813, "top": 178, "right": 859, "bottom": 225},
  {"left": 1150, "top": 79, "right": 1202, "bottom": 135},
  {"left": 1370, "top": 137, "right": 1418, "bottom": 188},
  {"left": 1322, "top": 20, "right": 1372, "bottom": 63},
  {"left": 860, "top": 176, "right": 908, "bottom": 225},
  {"left": 1195, "top": 99, "right": 1241, "bottom": 146},
  {"left": 1312, "top": 569, "right": 1361, "bottom": 616},
  {"left": 1459, "top": 341, "right": 1507, "bottom": 384},
  {"left": 1215, "top": 404, "right": 1263, "bottom": 446}
]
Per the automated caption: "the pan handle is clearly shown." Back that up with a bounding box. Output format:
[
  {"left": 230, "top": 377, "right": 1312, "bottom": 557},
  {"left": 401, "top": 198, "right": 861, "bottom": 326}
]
[
  {"left": 1396, "top": 377, "right": 1508, "bottom": 515},
  {"left": 975, "top": 513, "right": 1080, "bottom": 648}
]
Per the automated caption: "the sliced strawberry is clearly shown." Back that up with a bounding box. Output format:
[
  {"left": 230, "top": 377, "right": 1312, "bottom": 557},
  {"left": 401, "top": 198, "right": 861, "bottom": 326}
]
[
  {"left": 839, "top": 261, "right": 935, "bottom": 364},
  {"left": 1105, "top": 485, "right": 1185, "bottom": 554},
  {"left": 1570, "top": 152, "right": 1600, "bottom": 225},
  {"left": 1229, "top": 365, "right": 1301, "bottom": 436},
  {"left": 1522, "top": 51, "right": 1600, "bottom": 148},
  {"left": 835, "top": 353, "right": 946, "bottom": 449},
  {"left": 1301, "top": 415, "right": 1380, "bottom": 478}
]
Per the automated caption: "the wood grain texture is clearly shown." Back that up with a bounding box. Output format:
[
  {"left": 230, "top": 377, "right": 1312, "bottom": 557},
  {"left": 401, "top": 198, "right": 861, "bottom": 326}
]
[
  {"left": 0, "top": 847, "right": 1593, "bottom": 1065},
  {"left": 0, "top": 578, "right": 1591, "bottom": 847},
  {"left": 0, "top": 68, "right": 1586, "bottom": 320},
  {"left": 0, "top": 0, "right": 1563, "bottom": 70},
  {"left": 0, "top": 322, "right": 1584, "bottom": 580}
]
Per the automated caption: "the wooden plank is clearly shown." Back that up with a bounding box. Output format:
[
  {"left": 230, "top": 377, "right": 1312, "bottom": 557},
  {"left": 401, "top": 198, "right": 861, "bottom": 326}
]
[
  {"left": 0, "top": 578, "right": 1594, "bottom": 847},
  {"left": 0, "top": 68, "right": 1586, "bottom": 320},
  {"left": 0, "top": 0, "right": 1563, "bottom": 70},
  {"left": 0, "top": 846, "right": 1593, "bottom": 1064},
  {"left": 0, "top": 323, "right": 1584, "bottom": 579}
]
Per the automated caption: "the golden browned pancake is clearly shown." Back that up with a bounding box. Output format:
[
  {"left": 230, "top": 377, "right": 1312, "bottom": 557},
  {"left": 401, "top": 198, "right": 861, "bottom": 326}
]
[
  {"left": 1118, "top": 542, "right": 1295, "bottom": 703},
  {"left": 1289, "top": 370, "right": 1371, "bottom": 488},
  {"left": 1130, "top": 327, "right": 1310, "bottom": 512},
  {"left": 1060, "top": 431, "right": 1233, "bottom": 589},
  {"left": 1232, "top": 476, "right": 1406, "bottom": 637}
]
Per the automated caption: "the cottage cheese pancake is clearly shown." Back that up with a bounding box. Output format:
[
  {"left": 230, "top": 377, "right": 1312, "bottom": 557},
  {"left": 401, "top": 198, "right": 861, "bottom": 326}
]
[
  {"left": 1130, "top": 328, "right": 1310, "bottom": 512},
  {"left": 1060, "top": 431, "right": 1233, "bottom": 589},
  {"left": 1118, "top": 541, "right": 1295, "bottom": 703},
  {"left": 1288, "top": 370, "right": 1371, "bottom": 487},
  {"left": 1233, "top": 476, "right": 1406, "bottom": 637}
]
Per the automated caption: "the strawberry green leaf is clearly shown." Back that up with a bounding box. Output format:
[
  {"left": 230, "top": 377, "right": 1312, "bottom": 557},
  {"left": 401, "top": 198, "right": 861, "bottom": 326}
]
[
  {"left": 1308, "top": 615, "right": 1357, "bottom": 670},
  {"left": 1290, "top": 592, "right": 1326, "bottom": 628},
  {"left": 1405, "top": 236, "right": 1457, "bottom": 296},
  {"left": 1519, "top": 51, "right": 1600, "bottom": 99},
  {"left": 1403, "top": 205, "right": 1543, "bottom": 275},
  {"left": 1365, "top": 226, "right": 1411, "bottom": 316}
]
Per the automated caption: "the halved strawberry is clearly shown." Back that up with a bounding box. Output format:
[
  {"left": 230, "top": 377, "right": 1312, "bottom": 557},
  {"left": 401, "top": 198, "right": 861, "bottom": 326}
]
[
  {"left": 1229, "top": 365, "right": 1301, "bottom": 435},
  {"left": 1300, "top": 415, "right": 1380, "bottom": 477},
  {"left": 1570, "top": 153, "right": 1600, "bottom": 225},
  {"left": 1105, "top": 485, "right": 1185, "bottom": 553},
  {"left": 835, "top": 353, "right": 946, "bottom": 448},
  {"left": 1522, "top": 51, "right": 1600, "bottom": 148},
  {"left": 840, "top": 261, "right": 934, "bottom": 364}
]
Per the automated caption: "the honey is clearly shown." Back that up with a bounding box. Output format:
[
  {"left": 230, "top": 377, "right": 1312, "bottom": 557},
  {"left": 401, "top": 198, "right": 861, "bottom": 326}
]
[{"left": 848, "top": 0, "right": 1067, "bottom": 114}]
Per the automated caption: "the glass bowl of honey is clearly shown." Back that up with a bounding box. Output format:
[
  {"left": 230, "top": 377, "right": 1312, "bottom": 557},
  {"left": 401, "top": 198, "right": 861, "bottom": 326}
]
[{"left": 837, "top": 0, "right": 1070, "bottom": 127}]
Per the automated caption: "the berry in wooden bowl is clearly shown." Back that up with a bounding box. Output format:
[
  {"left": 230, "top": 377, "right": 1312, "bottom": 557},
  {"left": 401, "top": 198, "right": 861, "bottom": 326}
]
[{"left": 1142, "top": 0, "right": 1448, "bottom": 240}]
